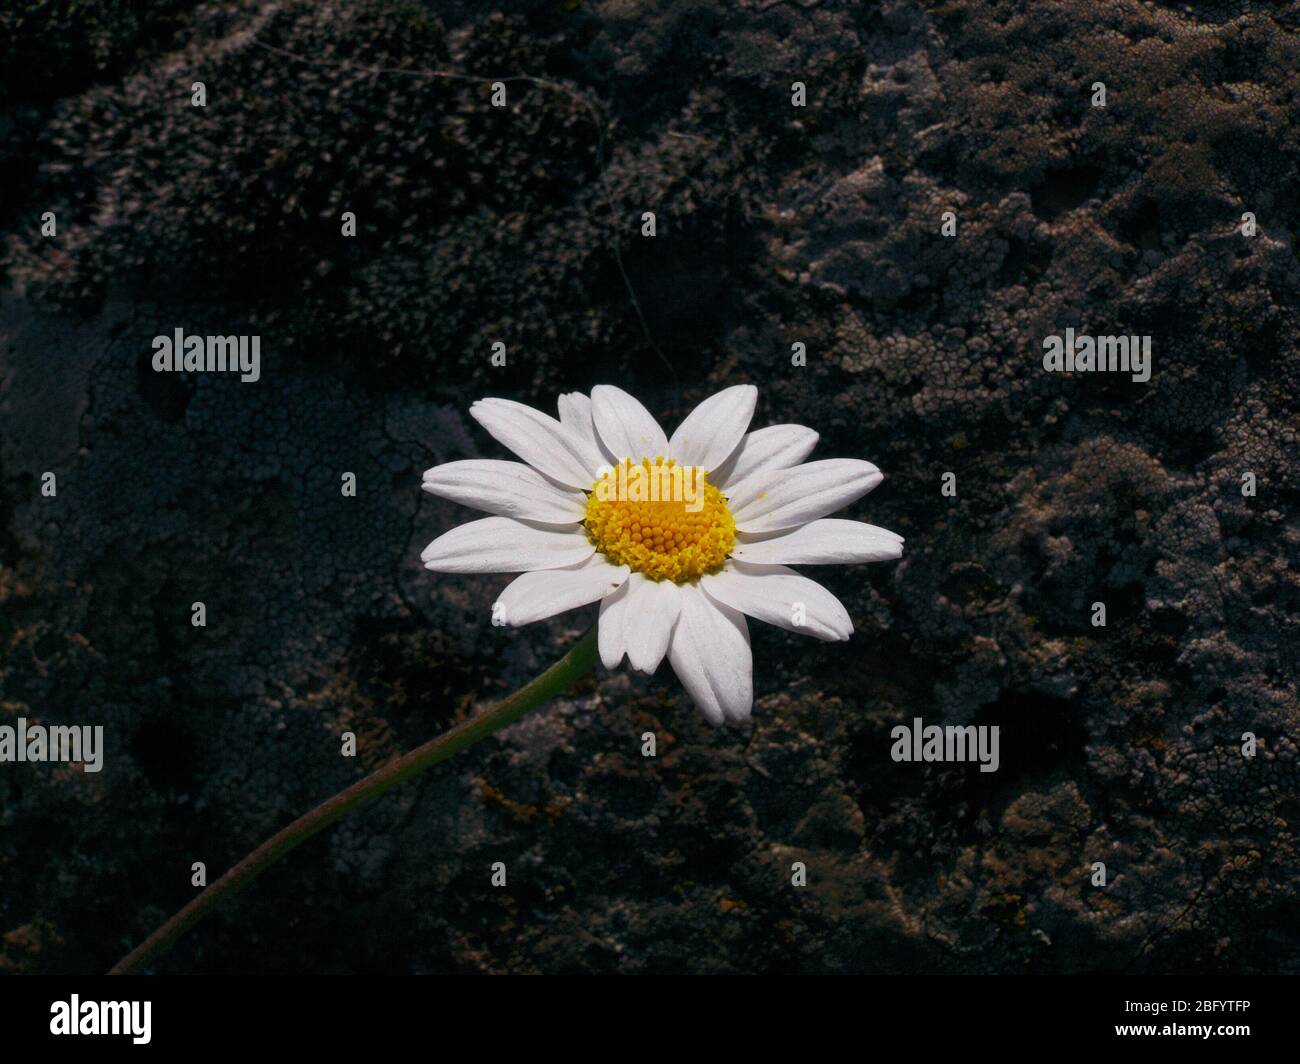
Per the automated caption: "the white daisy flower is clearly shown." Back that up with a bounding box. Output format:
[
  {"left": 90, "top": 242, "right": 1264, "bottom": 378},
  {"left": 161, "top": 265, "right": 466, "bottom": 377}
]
[{"left": 420, "top": 385, "right": 903, "bottom": 725}]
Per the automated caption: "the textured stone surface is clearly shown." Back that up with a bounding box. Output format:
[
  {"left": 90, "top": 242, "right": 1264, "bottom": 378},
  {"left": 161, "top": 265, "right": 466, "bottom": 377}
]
[{"left": 0, "top": 0, "right": 1297, "bottom": 973}]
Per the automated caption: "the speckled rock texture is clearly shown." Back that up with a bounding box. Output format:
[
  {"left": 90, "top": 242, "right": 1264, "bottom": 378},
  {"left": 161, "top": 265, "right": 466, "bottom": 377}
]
[{"left": 1, "top": 0, "right": 1297, "bottom": 973}]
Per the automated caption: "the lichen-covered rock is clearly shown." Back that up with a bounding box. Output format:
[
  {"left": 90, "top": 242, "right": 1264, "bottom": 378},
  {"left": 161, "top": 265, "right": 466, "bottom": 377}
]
[{"left": 0, "top": 0, "right": 1297, "bottom": 974}]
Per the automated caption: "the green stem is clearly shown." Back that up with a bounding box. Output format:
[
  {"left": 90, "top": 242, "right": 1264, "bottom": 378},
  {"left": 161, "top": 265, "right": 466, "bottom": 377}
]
[{"left": 109, "top": 625, "right": 599, "bottom": 975}]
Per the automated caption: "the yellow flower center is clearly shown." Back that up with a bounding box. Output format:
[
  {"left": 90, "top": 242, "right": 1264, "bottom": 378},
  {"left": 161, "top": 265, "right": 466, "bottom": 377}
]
[{"left": 584, "top": 458, "right": 735, "bottom": 583}]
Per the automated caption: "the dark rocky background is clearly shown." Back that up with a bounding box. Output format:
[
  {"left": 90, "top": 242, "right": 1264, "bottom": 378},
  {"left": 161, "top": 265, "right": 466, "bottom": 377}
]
[{"left": 1, "top": 0, "right": 1297, "bottom": 973}]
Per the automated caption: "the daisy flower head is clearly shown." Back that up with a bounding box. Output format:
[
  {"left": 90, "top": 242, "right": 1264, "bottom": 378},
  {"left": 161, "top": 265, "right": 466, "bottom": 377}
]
[{"left": 421, "top": 385, "right": 903, "bottom": 725}]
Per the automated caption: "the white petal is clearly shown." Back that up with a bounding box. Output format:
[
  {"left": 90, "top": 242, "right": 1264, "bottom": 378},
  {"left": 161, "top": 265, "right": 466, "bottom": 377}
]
[
  {"left": 733, "top": 519, "right": 904, "bottom": 565},
  {"left": 624, "top": 577, "right": 682, "bottom": 674},
  {"left": 470, "top": 398, "right": 604, "bottom": 489},
  {"left": 667, "top": 384, "right": 757, "bottom": 472},
  {"left": 422, "top": 460, "right": 585, "bottom": 524},
  {"left": 729, "top": 459, "right": 883, "bottom": 533},
  {"left": 421, "top": 516, "right": 594, "bottom": 573},
  {"left": 667, "top": 585, "right": 753, "bottom": 725},
  {"left": 596, "top": 574, "right": 680, "bottom": 672},
  {"left": 591, "top": 385, "right": 669, "bottom": 462},
  {"left": 494, "top": 556, "right": 629, "bottom": 627},
  {"left": 557, "top": 391, "right": 604, "bottom": 456},
  {"left": 714, "top": 424, "right": 819, "bottom": 489},
  {"left": 557, "top": 391, "right": 593, "bottom": 432},
  {"left": 702, "top": 561, "right": 852, "bottom": 641},
  {"left": 598, "top": 578, "right": 633, "bottom": 669}
]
